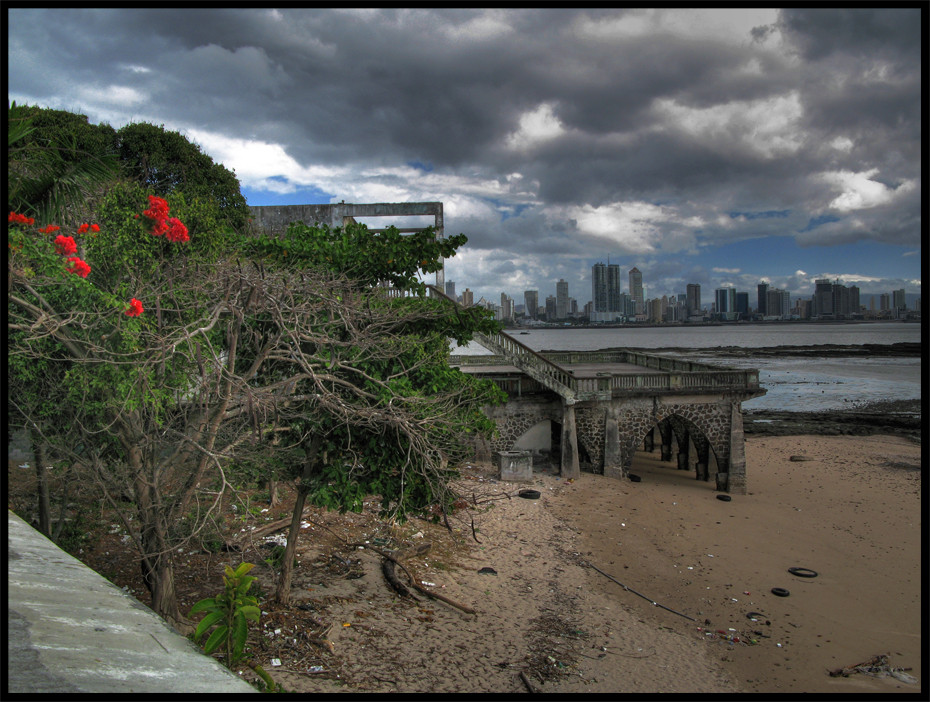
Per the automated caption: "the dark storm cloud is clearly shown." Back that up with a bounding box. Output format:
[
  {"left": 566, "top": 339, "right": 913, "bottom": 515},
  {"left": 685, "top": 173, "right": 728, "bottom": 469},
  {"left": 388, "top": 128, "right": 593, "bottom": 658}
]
[{"left": 7, "top": 6, "right": 921, "bottom": 302}]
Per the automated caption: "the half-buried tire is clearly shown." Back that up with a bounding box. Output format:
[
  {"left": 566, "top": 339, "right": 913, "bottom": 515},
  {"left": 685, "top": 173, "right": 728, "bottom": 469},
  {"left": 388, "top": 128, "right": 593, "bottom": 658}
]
[{"left": 518, "top": 489, "right": 541, "bottom": 499}]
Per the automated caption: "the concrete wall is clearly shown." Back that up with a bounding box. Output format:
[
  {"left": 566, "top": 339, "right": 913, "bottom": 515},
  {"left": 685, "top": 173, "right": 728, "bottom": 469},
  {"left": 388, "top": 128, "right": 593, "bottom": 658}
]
[{"left": 7, "top": 511, "right": 257, "bottom": 694}]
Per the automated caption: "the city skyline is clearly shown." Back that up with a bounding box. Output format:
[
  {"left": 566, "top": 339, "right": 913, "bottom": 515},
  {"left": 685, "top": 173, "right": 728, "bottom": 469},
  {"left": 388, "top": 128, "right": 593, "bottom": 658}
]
[
  {"left": 447, "top": 268, "right": 919, "bottom": 317},
  {"left": 9, "top": 8, "right": 921, "bottom": 306}
]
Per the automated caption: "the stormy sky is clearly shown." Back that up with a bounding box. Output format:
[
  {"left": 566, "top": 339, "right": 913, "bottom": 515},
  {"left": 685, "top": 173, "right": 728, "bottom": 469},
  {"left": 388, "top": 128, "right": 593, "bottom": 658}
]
[{"left": 8, "top": 7, "right": 922, "bottom": 308}]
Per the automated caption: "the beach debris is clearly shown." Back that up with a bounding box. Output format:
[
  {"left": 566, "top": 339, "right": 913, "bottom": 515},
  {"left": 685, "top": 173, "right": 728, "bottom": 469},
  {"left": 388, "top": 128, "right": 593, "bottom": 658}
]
[
  {"left": 518, "top": 489, "right": 541, "bottom": 499},
  {"left": 519, "top": 670, "right": 539, "bottom": 693},
  {"left": 771, "top": 587, "right": 790, "bottom": 597},
  {"left": 628, "top": 474, "right": 642, "bottom": 482},
  {"left": 478, "top": 566, "right": 498, "bottom": 575},
  {"left": 788, "top": 567, "right": 818, "bottom": 578},
  {"left": 828, "top": 654, "right": 918, "bottom": 683},
  {"left": 587, "top": 562, "right": 696, "bottom": 622}
]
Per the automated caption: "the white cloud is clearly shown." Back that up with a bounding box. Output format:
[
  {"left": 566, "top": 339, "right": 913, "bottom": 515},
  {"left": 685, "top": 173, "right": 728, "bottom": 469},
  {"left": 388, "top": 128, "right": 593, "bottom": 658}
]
[
  {"left": 654, "top": 92, "right": 804, "bottom": 157},
  {"left": 821, "top": 169, "right": 916, "bottom": 212},
  {"left": 441, "top": 10, "right": 513, "bottom": 41},
  {"left": 77, "top": 85, "right": 145, "bottom": 107},
  {"left": 506, "top": 103, "right": 566, "bottom": 150},
  {"left": 713, "top": 267, "right": 741, "bottom": 274}
]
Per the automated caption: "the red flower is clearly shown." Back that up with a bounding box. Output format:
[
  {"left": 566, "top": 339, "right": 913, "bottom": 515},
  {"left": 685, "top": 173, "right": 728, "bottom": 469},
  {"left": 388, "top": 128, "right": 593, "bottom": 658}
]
[
  {"left": 142, "top": 195, "right": 170, "bottom": 223},
  {"left": 90, "top": 223, "right": 100, "bottom": 232},
  {"left": 165, "top": 217, "right": 189, "bottom": 243},
  {"left": 54, "top": 235, "right": 78, "bottom": 256},
  {"left": 77, "top": 223, "right": 90, "bottom": 234},
  {"left": 125, "top": 298, "right": 144, "bottom": 317},
  {"left": 8, "top": 212, "right": 35, "bottom": 225},
  {"left": 38, "top": 225, "right": 61, "bottom": 234},
  {"left": 65, "top": 256, "right": 91, "bottom": 278}
]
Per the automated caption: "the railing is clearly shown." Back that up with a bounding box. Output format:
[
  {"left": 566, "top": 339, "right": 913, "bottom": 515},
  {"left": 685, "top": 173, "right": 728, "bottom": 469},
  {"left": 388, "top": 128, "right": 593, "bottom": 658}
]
[
  {"left": 419, "top": 286, "right": 763, "bottom": 402},
  {"left": 425, "top": 285, "right": 577, "bottom": 401}
]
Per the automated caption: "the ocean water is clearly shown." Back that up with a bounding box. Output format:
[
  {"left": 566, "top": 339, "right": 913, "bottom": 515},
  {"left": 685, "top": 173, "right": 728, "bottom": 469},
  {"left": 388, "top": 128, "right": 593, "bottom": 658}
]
[{"left": 451, "top": 322, "right": 922, "bottom": 412}]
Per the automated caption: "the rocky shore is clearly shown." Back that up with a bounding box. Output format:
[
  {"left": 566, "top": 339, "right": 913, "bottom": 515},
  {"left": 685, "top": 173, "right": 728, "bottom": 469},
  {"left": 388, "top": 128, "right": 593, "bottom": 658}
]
[
  {"left": 744, "top": 398, "right": 922, "bottom": 441},
  {"left": 638, "top": 342, "right": 921, "bottom": 358}
]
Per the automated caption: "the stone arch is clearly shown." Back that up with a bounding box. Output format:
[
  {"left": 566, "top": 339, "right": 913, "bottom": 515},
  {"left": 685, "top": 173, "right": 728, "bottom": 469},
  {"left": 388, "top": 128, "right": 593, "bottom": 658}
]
[{"left": 615, "top": 401, "right": 731, "bottom": 480}]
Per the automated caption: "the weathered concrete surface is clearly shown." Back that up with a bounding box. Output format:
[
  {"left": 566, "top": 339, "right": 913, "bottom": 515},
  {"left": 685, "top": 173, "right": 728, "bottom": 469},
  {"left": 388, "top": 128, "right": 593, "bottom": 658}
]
[{"left": 6, "top": 511, "right": 256, "bottom": 694}]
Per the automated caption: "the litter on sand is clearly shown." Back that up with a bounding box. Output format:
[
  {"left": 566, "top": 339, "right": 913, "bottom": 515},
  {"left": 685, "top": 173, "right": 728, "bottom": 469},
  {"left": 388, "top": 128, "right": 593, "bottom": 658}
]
[{"left": 828, "top": 654, "right": 918, "bottom": 684}]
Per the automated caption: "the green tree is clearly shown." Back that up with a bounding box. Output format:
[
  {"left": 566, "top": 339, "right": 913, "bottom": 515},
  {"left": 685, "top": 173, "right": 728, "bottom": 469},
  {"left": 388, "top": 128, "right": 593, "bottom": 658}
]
[
  {"left": 115, "top": 122, "right": 250, "bottom": 232},
  {"left": 8, "top": 198, "right": 503, "bottom": 623},
  {"left": 7, "top": 102, "right": 119, "bottom": 227}
]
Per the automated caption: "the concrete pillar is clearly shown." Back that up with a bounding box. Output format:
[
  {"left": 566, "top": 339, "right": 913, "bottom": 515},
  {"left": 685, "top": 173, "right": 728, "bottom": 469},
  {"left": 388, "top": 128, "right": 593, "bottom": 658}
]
[
  {"left": 560, "top": 402, "right": 580, "bottom": 479},
  {"left": 643, "top": 428, "right": 655, "bottom": 452},
  {"left": 603, "top": 410, "right": 621, "bottom": 476},
  {"left": 726, "top": 401, "right": 747, "bottom": 494},
  {"left": 658, "top": 421, "right": 673, "bottom": 462},
  {"left": 676, "top": 426, "right": 690, "bottom": 470}
]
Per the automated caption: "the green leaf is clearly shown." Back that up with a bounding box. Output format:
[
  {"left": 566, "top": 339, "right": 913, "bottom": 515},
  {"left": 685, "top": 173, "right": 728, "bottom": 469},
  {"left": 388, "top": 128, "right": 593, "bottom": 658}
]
[
  {"left": 194, "top": 610, "right": 225, "bottom": 641},
  {"left": 232, "top": 562, "right": 255, "bottom": 578},
  {"left": 189, "top": 597, "right": 219, "bottom": 615},
  {"left": 237, "top": 605, "right": 261, "bottom": 622},
  {"left": 203, "top": 624, "right": 228, "bottom": 655},
  {"left": 232, "top": 613, "right": 248, "bottom": 662}
]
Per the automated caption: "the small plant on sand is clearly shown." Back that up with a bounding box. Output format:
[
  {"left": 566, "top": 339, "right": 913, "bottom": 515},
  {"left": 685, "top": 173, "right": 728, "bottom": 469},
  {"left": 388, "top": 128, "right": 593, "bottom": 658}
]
[{"left": 189, "top": 562, "right": 282, "bottom": 692}]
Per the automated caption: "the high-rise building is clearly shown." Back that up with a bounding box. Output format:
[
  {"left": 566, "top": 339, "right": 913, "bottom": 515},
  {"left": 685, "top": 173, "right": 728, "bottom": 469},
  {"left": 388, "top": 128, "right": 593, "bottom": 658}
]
[
  {"left": 893, "top": 288, "right": 906, "bottom": 312},
  {"left": 592, "top": 263, "right": 621, "bottom": 321},
  {"left": 686, "top": 283, "right": 701, "bottom": 317},
  {"left": 757, "top": 283, "right": 769, "bottom": 315},
  {"left": 445, "top": 281, "right": 456, "bottom": 300},
  {"left": 500, "top": 293, "right": 514, "bottom": 321},
  {"left": 592, "top": 263, "right": 608, "bottom": 314},
  {"left": 715, "top": 287, "right": 736, "bottom": 320},
  {"left": 607, "top": 264, "right": 621, "bottom": 313},
  {"left": 736, "top": 291, "right": 749, "bottom": 317},
  {"left": 629, "top": 267, "right": 643, "bottom": 314},
  {"left": 556, "top": 279, "right": 569, "bottom": 319},
  {"left": 545, "top": 295, "right": 557, "bottom": 320},
  {"left": 813, "top": 279, "right": 834, "bottom": 318},
  {"left": 462, "top": 288, "right": 474, "bottom": 307},
  {"left": 524, "top": 290, "right": 538, "bottom": 320}
]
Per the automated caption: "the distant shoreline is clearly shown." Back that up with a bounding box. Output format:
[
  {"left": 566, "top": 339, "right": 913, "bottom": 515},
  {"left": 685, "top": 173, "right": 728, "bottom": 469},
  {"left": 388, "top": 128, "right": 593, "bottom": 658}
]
[{"left": 506, "top": 318, "right": 921, "bottom": 331}]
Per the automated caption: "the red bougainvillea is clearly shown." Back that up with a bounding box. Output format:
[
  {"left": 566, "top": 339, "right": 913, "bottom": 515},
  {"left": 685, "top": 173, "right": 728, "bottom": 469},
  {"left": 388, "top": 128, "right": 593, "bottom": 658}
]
[
  {"left": 165, "top": 217, "right": 189, "bottom": 243},
  {"left": 54, "top": 234, "right": 78, "bottom": 256},
  {"left": 65, "top": 256, "right": 91, "bottom": 278},
  {"left": 125, "top": 298, "right": 144, "bottom": 317},
  {"left": 8, "top": 212, "right": 35, "bottom": 225},
  {"left": 76, "top": 223, "right": 100, "bottom": 234},
  {"left": 38, "top": 225, "right": 61, "bottom": 234}
]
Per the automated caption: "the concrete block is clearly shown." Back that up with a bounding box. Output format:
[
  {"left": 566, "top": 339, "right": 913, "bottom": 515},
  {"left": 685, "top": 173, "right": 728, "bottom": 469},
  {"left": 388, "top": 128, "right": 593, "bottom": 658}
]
[{"left": 498, "top": 450, "right": 533, "bottom": 482}]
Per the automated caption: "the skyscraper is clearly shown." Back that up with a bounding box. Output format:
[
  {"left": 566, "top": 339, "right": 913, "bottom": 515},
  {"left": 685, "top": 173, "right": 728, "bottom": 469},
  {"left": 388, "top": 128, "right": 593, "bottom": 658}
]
[
  {"left": 757, "top": 283, "right": 769, "bottom": 315},
  {"left": 556, "top": 279, "right": 569, "bottom": 319},
  {"left": 813, "top": 279, "right": 833, "bottom": 318},
  {"left": 629, "top": 267, "right": 643, "bottom": 314},
  {"left": 445, "top": 281, "right": 456, "bottom": 300},
  {"left": 462, "top": 288, "right": 474, "bottom": 307},
  {"left": 607, "top": 264, "right": 620, "bottom": 313},
  {"left": 591, "top": 263, "right": 621, "bottom": 321},
  {"left": 715, "top": 287, "right": 736, "bottom": 320},
  {"left": 686, "top": 283, "right": 701, "bottom": 317},
  {"left": 893, "top": 288, "right": 906, "bottom": 312},
  {"left": 592, "top": 263, "right": 608, "bottom": 314},
  {"left": 524, "top": 290, "right": 538, "bottom": 320}
]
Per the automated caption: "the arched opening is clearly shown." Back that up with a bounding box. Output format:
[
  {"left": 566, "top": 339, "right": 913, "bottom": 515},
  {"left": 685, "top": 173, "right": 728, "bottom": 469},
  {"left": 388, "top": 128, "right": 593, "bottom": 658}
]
[
  {"left": 511, "top": 418, "right": 592, "bottom": 476},
  {"left": 512, "top": 420, "right": 557, "bottom": 474},
  {"left": 630, "top": 418, "right": 719, "bottom": 491}
]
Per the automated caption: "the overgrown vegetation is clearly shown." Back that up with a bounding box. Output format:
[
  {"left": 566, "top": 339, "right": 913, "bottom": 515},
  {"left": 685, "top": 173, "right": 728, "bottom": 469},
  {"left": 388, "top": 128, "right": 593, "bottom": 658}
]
[{"left": 7, "top": 103, "right": 505, "bottom": 630}]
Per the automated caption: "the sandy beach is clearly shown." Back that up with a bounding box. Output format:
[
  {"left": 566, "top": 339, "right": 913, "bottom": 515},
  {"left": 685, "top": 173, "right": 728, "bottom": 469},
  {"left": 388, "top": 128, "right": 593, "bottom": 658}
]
[
  {"left": 240, "top": 433, "right": 921, "bottom": 695},
  {"left": 8, "top": 432, "right": 920, "bottom": 694}
]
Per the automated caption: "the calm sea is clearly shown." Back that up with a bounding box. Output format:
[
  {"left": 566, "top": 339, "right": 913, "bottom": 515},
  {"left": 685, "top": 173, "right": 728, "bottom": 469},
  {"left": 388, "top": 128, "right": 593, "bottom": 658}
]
[{"left": 452, "top": 322, "right": 922, "bottom": 412}]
